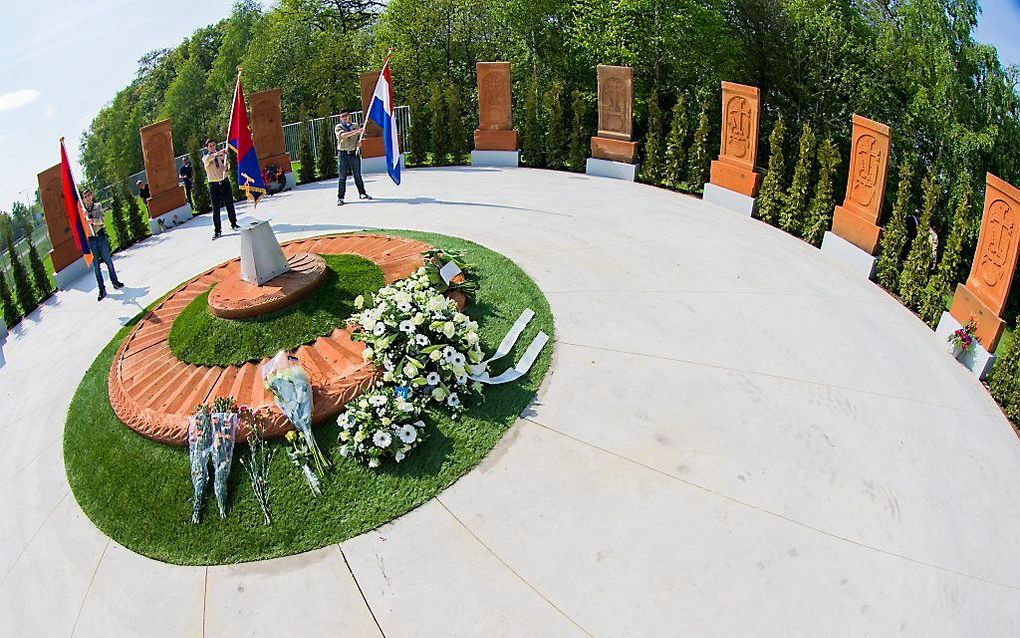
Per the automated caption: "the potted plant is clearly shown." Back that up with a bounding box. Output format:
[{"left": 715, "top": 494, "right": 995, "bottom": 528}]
[{"left": 947, "top": 321, "right": 977, "bottom": 360}]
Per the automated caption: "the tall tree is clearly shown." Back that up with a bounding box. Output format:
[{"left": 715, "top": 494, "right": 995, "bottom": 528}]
[
  {"left": 0, "top": 271, "right": 18, "bottom": 328},
  {"left": 920, "top": 181, "right": 972, "bottom": 327},
  {"left": 803, "top": 137, "right": 840, "bottom": 247},
  {"left": 1, "top": 217, "right": 36, "bottom": 317},
  {"left": 875, "top": 160, "right": 915, "bottom": 292},
  {"left": 522, "top": 75, "right": 544, "bottom": 168},
  {"left": 298, "top": 119, "right": 317, "bottom": 183},
  {"left": 568, "top": 90, "right": 589, "bottom": 172},
  {"left": 429, "top": 84, "right": 450, "bottom": 166},
  {"left": 641, "top": 90, "right": 665, "bottom": 184},
  {"left": 316, "top": 117, "right": 337, "bottom": 179},
  {"left": 686, "top": 103, "right": 710, "bottom": 190},
  {"left": 756, "top": 116, "right": 787, "bottom": 226},
  {"left": 780, "top": 122, "right": 815, "bottom": 236},
  {"left": 446, "top": 83, "right": 468, "bottom": 162},
  {"left": 545, "top": 80, "right": 567, "bottom": 170},
  {"left": 15, "top": 213, "right": 52, "bottom": 297}
]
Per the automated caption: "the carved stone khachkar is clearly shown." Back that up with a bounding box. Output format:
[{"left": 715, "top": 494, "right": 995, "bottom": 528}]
[
  {"left": 708, "top": 82, "right": 763, "bottom": 198},
  {"left": 360, "top": 71, "right": 384, "bottom": 159},
  {"left": 590, "top": 65, "right": 637, "bottom": 163},
  {"left": 949, "top": 173, "right": 1020, "bottom": 350},
  {"left": 831, "top": 114, "right": 891, "bottom": 254},
  {"left": 38, "top": 164, "right": 88, "bottom": 289},
  {"left": 140, "top": 119, "right": 192, "bottom": 233},
  {"left": 250, "top": 88, "right": 294, "bottom": 187},
  {"left": 472, "top": 62, "right": 518, "bottom": 167}
]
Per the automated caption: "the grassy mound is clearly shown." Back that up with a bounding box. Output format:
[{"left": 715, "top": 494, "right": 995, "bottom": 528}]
[
  {"left": 63, "top": 231, "right": 553, "bottom": 565},
  {"left": 168, "top": 254, "right": 384, "bottom": 367}
]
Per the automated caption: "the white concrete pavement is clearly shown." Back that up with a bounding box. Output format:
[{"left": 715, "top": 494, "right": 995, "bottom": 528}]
[{"left": 1, "top": 167, "right": 1019, "bottom": 637}]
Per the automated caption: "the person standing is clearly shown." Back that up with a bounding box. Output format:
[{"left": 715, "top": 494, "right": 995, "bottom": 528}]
[
  {"left": 136, "top": 180, "right": 151, "bottom": 202},
  {"left": 81, "top": 189, "right": 124, "bottom": 301},
  {"left": 179, "top": 156, "right": 194, "bottom": 206},
  {"left": 202, "top": 139, "right": 238, "bottom": 239},
  {"left": 334, "top": 110, "right": 372, "bottom": 206}
]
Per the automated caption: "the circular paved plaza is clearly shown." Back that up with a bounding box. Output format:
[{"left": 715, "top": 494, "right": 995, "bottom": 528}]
[{"left": 2, "top": 167, "right": 1019, "bottom": 637}]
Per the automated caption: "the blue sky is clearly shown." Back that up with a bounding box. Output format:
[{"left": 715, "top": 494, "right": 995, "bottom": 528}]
[{"left": 1, "top": 1, "right": 1019, "bottom": 212}]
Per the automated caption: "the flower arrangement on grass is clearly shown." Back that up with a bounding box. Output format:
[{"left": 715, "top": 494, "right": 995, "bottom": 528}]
[
  {"left": 237, "top": 405, "right": 276, "bottom": 525},
  {"left": 948, "top": 321, "right": 978, "bottom": 355},
  {"left": 189, "top": 396, "right": 238, "bottom": 523},
  {"left": 340, "top": 264, "right": 484, "bottom": 465}
]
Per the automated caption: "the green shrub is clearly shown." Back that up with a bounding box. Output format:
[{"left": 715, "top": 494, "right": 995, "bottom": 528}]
[
  {"left": 568, "top": 90, "right": 589, "bottom": 172},
  {"left": 757, "top": 116, "right": 787, "bottom": 225},
  {"left": 297, "top": 119, "right": 316, "bottom": 184},
  {"left": 780, "top": 123, "right": 815, "bottom": 236},
  {"left": 189, "top": 142, "right": 212, "bottom": 214},
  {"left": 20, "top": 217, "right": 52, "bottom": 297},
  {"left": 686, "top": 103, "right": 710, "bottom": 190},
  {"left": 641, "top": 90, "right": 665, "bottom": 184},
  {"left": 522, "top": 75, "right": 544, "bottom": 167},
  {"left": 0, "top": 270, "right": 18, "bottom": 328},
  {"left": 2, "top": 219, "right": 35, "bottom": 317},
  {"left": 316, "top": 117, "right": 337, "bottom": 180},
  {"left": 108, "top": 187, "right": 131, "bottom": 252},
  {"left": 664, "top": 95, "right": 689, "bottom": 189},
  {"left": 429, "top": 84, "right": 450, "bottom": 166},
  {"left": 545, "top": 80, "right": 567, "bottom": 170},
  {"left": 899, "top": 171, "right": 940, "bottom": 309},
  {"left": 803, "top": 137, "right": 840, "bottom": 247},
  {"left": 919, "top": 181, "right": 972, "bottom": 327},
  {"left": 124, "top": 183, "right": 149, "bottom": 242},
  {"left": 446, "top": 83, "right": 468, "bottom": 163},
  {"left": 407, "top": 87, "right": 429, "bottom": 166},
  {"left": 875, "top": 160, "right": 915, "bottom": 291},
  {"left": 990, "top": 319, "right": 1020, "bottom": 410}
]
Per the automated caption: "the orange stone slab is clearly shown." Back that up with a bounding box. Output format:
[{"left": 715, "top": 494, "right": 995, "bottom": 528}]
[
  {"left": 474, "top": 130, "right": 518, "bottom": 152},
  {"left": 596, "top": 65, "right": 633, "bottom": 141},
  {"left": 140, "top": 119, "right": 183, "bottom": 218},
  {"left": 108, "top": 234, "right": 444, "bottom": 446},
  {"left": 832, "top": 205, "right": 882, "bottom": 255},
  {"left": 38, "top": 164, "right": 82, "bottom": 272},
  {"left": 360, "top": 71, "right": 382, "bottom": 139},
  {"left": 710, "top": 82, "right": 764, "bottom": 197},
  {"left": 591, "top": 137, "right": 638, "bottom": 163},
  {"left": 476, "top": 62, "right": 513, "bottom": 131},
  {"left": 828, "top": 114, "right": 891, "bottom": 253},
  {"left": 360, "top": 136, "right": 385, "bottom": 160},
  {"left": 947, "top": 173, "right": 1020, "bottom": 351},
  {"left": 208, "top": 252, "right": 328, "bottom": 319},
  {"left": 250, "top": 88, "right": 290, "bottom": 169}
]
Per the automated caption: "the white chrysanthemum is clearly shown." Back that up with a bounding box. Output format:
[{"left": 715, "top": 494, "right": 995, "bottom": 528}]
[
  {"left": 442, "top": 346, "right": 456, "bottom": 362},
  {"left": 425, "top": 371, "right": 441, "bottom": 385},
  {"left": 451, "top": 352, "right": 466, "bottom": 366},
  {"left": 466, "top": 332, "right": 479, "bottom": 346},
  {"left": 369, "top": 395, "right": 387, "bottom": 406},
  {"left": 373, "top": 430, "right": 393, "bottom": 448},
  {"left": 427, "top": 296, "right": 447, "bottom": 312},
  {"left": 354, "top": 295, "right": 365, "bottom": 310},
  {"left": 337, "top": 412, "right": 352, "bottom": 429},
  {"left": 397, "top": 423, "right": 418, "bottom": 444},
  {"left": 447, "top": 393, "right": 461, "bottom": 408},
  {"left": 397, "top": 301, "right": 412, "bottom": 313},
  {"left": 372, "top": 322, "right": 386, "bottom": 336},
  {"left": 399, "top": 319, "right": 415, "bottom": 334},
  {"left": 415, "top": 334, "right": 429, "bottom": 346},
  {"left": 455, "top": 374, "right": 468, "bottom": 386}
]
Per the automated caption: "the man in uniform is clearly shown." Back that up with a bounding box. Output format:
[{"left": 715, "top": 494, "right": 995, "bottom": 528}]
[
  {"left": 334, "top": 110, "right": 372, "bottom": 206},
  {"left": 178, "top": 155, "right": 194, "bottom": 206},
  {"left": 202, "top": 139, "right": 238, "bottom": 239}
]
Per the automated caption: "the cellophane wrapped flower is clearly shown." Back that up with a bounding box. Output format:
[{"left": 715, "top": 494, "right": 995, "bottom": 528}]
[
  {"left": 188, "top": 396, "right": 239, "bottom": 522},
  {"left": 188, "top": 410, "right": 213, "bottom": 524},
  {"left": 238, "top": 405, "right": 276, "bottom": 525},
  {"left": 262, "top": 352, "right": 331, "bottom": 476},
  {"left": 337, "top": 385, "right": 427, "bottom": 465},
  {"left": 349, "top": 267, "right": 484, "bottom": 422},
  {"left": 422, "top": 248, "right": 478, "bottom": 296},
  {"left": 285, "top": 430, "right": 322, "bottom": 496}
]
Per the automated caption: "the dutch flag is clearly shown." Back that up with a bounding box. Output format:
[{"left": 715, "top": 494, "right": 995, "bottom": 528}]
[{"left": 367, "top": 52, "right": 401, "bottom": 186}]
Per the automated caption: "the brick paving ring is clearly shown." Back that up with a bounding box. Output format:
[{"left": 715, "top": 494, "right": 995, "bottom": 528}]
[{"left": 107, "top": 233, "right": 463, "bottom": 446}]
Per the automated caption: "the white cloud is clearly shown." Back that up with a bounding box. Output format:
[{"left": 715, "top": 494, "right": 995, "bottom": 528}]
[{"left": 0, "top": 89, "right": 41, "bottom": 112}]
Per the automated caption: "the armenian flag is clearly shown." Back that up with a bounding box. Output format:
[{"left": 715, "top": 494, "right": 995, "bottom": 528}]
[
  {"left": 59, "top": 137, "right": 92, "bottom": 266},
  {"left": 227, "top": 70, "right": 266, "bottom": 206}
]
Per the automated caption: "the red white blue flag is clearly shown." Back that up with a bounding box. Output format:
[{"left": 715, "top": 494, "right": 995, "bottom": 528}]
[
  {"left": 366, "top": 52, "right": 401, "bottom": 185},
  {"left": 227, "top": 70, "right": 266, "bottom": 206},
  {"left": 59, "top": 137, "right": 92, "bottom": 266}
]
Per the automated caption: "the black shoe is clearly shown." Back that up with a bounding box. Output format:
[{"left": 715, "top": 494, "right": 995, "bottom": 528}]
[
  {"left": 231, "top": 224, "right": 240, "bottom": 230},
  {"left": 113, "top": 281, "right": 124, "bottom": 289},
  {"left": 337, "top": 199, "right": 345, "bottom": 206},
  {"left": 97, "top": 291, "right": 106, "bottom": 301},
  {"left": 212, "top": 232, "right": 221, "bottom": 240},
  {"left": 359, "top": 193, "right": 372, "bottom": 200}
]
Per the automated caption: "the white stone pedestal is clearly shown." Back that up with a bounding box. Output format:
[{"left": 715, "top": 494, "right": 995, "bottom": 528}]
[
  {"left": 934, "top": 311, "right": 996, "bottom": 379},
  {"left": 149, "top": 203, "right": 193, "bottom": 235},
  {"left": 821, "top": 231, "right": 877, "bottom": 279},
  {"left": 238, "top": 219, "right": 289, "bottom": 286},
  {"left": 283, "top": 171, "right": 296, "bottom": 190},
  {"left": 702, "top": 183, "right": 756, "bottom": 216},
  {"left": 471, "top": 150, "right": 520, "bottom": 167},
  {"left": 52, "top": 256, "right": 89, "bottom": 291},
  {"left": 361, "top": 154, "right": 405, "bottom": 175},
  {"left": 586, "top": 158, "right": 638, "bottom": 181}
]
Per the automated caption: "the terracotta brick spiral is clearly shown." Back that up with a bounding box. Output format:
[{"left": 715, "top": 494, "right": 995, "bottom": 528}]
[{"left": 107, "top": 234, "right": 433, "bottom": 445}]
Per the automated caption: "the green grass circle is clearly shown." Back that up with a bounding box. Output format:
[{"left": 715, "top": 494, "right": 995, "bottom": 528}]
[
  {"left": 168, "top": 253, "right": 385, "bottom": 367},
  {"left": 63, "top": 231, "right": 553, "bottom": 565}
]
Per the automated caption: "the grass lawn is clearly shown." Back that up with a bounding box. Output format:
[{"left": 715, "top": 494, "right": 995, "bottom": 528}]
[
  {"left": 63, "top": 230, "right": 553, "bottom": 565},
  {"left": 168, "top": 254, "right": 383, "bottom": 366}
]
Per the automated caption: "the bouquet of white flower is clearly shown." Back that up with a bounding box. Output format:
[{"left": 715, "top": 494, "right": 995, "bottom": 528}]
[
  {"left": 262, "top": 352, "right": 331, "bottom": 476},
  {"left": 187, "top": 410, "right": 213, "bottom": 524},
  {"left": 188, "top": 396, "right": 238, "bottom": 522},
  {"left": 421, "top": 248, "right": 477, "bottom": 296},
  {"left": 337, "top": 385, "right": 427, "bottom": 466},
  {"left": 350, "top": 267, "right": 484, "bottom": 420}
]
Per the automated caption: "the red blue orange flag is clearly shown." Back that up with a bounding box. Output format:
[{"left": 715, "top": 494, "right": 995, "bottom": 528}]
[
  {"left": 227, "top": 70, "right": 265, "bottom": 207},
  {"left": 59, "top": 137, "right": 92, "bottom": 266}
]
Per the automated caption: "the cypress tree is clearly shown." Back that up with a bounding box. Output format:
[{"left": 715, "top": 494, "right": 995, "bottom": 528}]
[
  {"left": 664, "top": 95, "right": 689, "bottom": 189},
  {"left": 297, "top": 120, "right": 316, "bottom": 183},
  {"left": 108, "top": 187, "right": 131, "bottom": 252},
  {"left": 189, "top": 143, "right": 212, "bottom": 214},
  {"left": 316, "top": 117, "right": 337, "bottom": 180},
  {"left": 686, "top": 103, "right": 710, "bottom": 190},
  {"left": 780, "top": 123, "right": 816, "bottom": 236},
  {"left": 429, "top": 84, "right": 450, "bottom": 166},
  {"left": 124, "top": 183, "right": 148, "bottom": 242},
  {"left": 522, "top": 75, "right": 544, "bottom": 167},
  {"left": 803, "top": 137, "right": 841, "bottom": 247},
  {"left": 990, "top": 319, "right": 1020, "bottom": 411},
  {"left": 919, "top": 182, "right": 972, "bottom": 327},
  {"left": 0, "top": 270, "right": 18, "bottom": 328},
  {"left": 2, "top": 219, "right": 36, "bottom": 317},
  {"left": 875, "top": 160, "right": 915, "bottom": 291},
  {"left": 756, "top": 116, "right": 787, "bottom": 226},
  {"left": 407, "top": 87, "right": 429, "bottom": 166},
  {"left": 568, "top": 90, "right": 589, "bottom": 172},
  {"left": 446, "top": 83, "right": 468, "bottom": 163},
  {"left": 545, "top": 80, "right": 567, "bottom": 170},
  {"left": 641, "top": 90, "right": 665, "bottom": 184},
  {"left": 18, "top": 216, "right": 52, "bottom": 297},
  {"left": 899, "top": 171, "right": 939, "bottom": 309}
]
